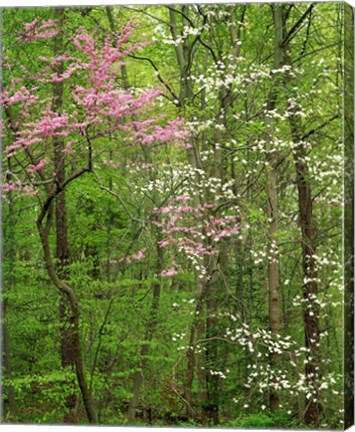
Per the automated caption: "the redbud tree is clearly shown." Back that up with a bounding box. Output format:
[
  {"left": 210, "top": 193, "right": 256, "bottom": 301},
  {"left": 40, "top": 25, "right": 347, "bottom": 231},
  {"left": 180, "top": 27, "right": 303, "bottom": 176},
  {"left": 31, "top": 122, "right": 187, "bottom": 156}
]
[{"left": 2, "top": 11, "right": 189, "bottom": 423}]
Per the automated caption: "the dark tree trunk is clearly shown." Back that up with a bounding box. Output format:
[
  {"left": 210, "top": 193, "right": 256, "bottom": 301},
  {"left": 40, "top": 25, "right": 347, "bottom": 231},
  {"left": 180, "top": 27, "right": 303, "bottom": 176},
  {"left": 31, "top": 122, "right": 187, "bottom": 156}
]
[
  {"left": 37, "top": 202, "right": 98, "bottom": 424},
  {"left": 283, "top": 44, "right": 322, "bottom": 430},
  {"left": 34, "top": 11, "right": 97, "bottom": 416},
  {"left": 52, "top": 7, "right": 77, "bottom": 423},
  {"left": 292, "top": 138, "right": 321, "bottom": 427},
  {"left": 262, "top": 6, "right": 322, "bottom": 424}
]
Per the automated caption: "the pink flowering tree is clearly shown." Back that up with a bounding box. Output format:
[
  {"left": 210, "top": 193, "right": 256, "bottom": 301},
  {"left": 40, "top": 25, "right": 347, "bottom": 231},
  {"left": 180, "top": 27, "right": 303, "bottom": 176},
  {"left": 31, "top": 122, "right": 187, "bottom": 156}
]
[{"left": 2, "top": 11, "right": 189, "bottom": 423}]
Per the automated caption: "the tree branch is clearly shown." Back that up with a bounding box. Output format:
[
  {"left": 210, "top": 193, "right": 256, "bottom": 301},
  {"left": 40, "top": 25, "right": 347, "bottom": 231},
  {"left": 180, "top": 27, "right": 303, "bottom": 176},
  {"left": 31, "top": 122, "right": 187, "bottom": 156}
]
[
  {"left": 283, "top": 4, "right": 315, "bottom": 46},
  {"left": 301, "top": 114, "right": 339, "bottom": 141}
]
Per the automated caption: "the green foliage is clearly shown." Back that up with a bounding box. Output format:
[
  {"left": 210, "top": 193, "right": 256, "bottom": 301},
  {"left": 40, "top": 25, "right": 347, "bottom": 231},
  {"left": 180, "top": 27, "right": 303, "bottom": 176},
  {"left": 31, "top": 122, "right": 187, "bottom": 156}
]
[
  {"left": 1, "top": 2, "right": 346, "bottom": 428},
  {"left": 226, "top": 410, "right": 300, "bottom": 429},
  {"left": 229, "top": 413, "right": 275, "bottom": 428}
]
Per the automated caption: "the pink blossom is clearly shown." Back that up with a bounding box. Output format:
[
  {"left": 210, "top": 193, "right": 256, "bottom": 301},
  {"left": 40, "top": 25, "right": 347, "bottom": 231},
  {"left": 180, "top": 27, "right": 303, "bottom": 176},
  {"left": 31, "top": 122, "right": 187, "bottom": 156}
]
[
  {"left": 117, "top": 248, "right": 147, "bottom": 264},
  {"left": 176, "top": 195, "right": 190, "bottom": 203},
  {"left": 160, "top": 206, "right": 172, "bottom": 214},
  {"left": 22, "top": 185, "right": 38, "bottom": 196},
  {"left": 212, "top": 217, "right": 227, "bottom": 226},
  {"left": 2, "top": 182, "right": 20, "bottom": 192},
  {"left": 180, "top": 207, "right": 193, "bottom": 213},
  {"left": 29, "top": 160, "right": 46, "bottom": 173},
  {"left": 63, "top": 141, "right": 74, "bottom": 154},
  {"left": 18, "top": 18, "right": 59, "bottom": 43},
  {"left": 131, "top": 248, "right": 147, "bottom": 261},
  {"left": 159, "top": 267, "right": 178, "bottom": 277},
  {"left": 159, "top": 240, "right": 170, "bottom": 248},
  {"left": 23, "top": 18, "right": 39, "bottom": 31},
  {"left": 169, "top": 227, "right": 200, "bottom": 236},
  {"left": 3, "top": 86, "right": 38, "bottom": 106}
]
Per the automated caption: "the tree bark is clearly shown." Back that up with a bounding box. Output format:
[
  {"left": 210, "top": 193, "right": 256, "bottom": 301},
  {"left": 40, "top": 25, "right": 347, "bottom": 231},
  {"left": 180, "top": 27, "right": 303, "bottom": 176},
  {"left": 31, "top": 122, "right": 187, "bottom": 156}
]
[
  {"left": 282, "top": 15, "right": 322, "bottom": 425},
  {"left": 168, "top": 6, "right": 193, "bottom": 108},
  {"left": 265, "top": 4, "right": 283, "bottom": 411},
  {"left": 293, "top": 135, "right": 321, "bottom": 427},
  {"left": 37, "top": 201, "right": 98, "bottom": 423},
  {"left": 264, "top": 7, "right": 322, "bottom": 423},
  {"left": 51, "top": 8, "right": 77, "bottom": 423},
  {"left": 291, "top": 131, "right": 321, "bottom": 427}
]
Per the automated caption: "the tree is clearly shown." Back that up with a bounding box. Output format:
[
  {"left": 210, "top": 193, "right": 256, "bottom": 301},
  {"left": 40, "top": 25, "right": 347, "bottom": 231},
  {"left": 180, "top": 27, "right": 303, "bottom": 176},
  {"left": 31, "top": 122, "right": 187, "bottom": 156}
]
[{"left": 2, "top": 10, "right": 187, "bottom": 423}]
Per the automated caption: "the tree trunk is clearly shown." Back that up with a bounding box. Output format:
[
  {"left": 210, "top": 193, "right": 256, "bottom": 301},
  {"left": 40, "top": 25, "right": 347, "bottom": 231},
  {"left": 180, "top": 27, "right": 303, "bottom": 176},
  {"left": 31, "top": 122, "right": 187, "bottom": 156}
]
[
  {"left": 265, "top": 4, "right": 283, "bottom": 411},
  {"left": 265, "top": 6, "right": 322, "bottom": 423},
  {"left": 37, "top": 207, "right": 98, "bottom": 423},
  {"left": 51, "top": 7, "right": 77, "bottom": 423},
  {"left": 292, "top": 136, "right": 321, "bottom": 427},
  {"left": 282, "top": 27, "right": 322, "bottom": 428},
  {"left": 168, "top": 6, "right": 193, "bottom": 107}
]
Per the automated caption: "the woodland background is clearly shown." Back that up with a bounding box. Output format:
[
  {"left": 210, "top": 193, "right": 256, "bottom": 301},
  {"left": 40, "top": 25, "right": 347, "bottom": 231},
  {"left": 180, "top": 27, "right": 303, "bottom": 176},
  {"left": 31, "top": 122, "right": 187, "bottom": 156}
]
[{"left": 1, "top": 2, "right": 353, "bottom": 429}]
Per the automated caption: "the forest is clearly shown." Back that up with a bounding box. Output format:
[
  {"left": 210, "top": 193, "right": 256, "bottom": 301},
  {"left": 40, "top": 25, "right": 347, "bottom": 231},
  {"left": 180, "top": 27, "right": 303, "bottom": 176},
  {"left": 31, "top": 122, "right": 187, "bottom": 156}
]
[{"left": 1, "top": 2, "right": 353, "bottom": 429}]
